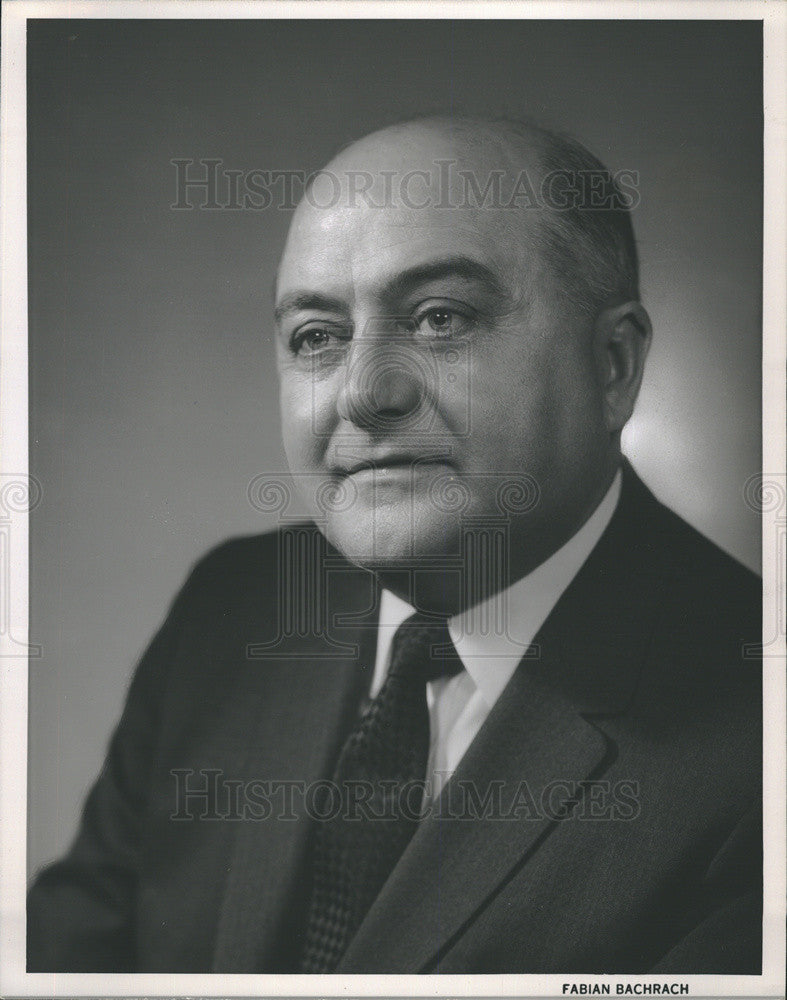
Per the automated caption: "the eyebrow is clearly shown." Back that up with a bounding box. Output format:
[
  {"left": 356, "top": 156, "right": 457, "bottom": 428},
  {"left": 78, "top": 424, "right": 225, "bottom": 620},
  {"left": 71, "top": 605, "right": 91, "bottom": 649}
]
[
  {"left": 274, "top": 255, "right": 510, "bottom": 325},
  {"left": 274, "top": 292, "right": 348, "bottom": 325},
  {"left": 381, "top": 255, "right": 509, "bottom": 304}
]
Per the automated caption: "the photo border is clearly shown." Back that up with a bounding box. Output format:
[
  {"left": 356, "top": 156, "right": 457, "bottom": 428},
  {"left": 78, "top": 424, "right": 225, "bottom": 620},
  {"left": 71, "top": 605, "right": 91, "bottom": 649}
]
[{"left": 1, "top": 1, "right": 784, "bottom": 996}]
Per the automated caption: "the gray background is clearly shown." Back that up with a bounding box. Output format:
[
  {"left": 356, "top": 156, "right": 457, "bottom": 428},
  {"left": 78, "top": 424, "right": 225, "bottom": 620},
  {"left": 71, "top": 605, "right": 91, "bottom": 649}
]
[{"left": 27, "top": 19, "right": 762, "bottom": 876}]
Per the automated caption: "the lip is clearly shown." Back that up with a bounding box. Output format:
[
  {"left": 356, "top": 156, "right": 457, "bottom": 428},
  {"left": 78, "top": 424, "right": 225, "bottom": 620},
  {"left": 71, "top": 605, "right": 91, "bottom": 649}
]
[{"left": 334, "top": 455, "right": 454, "bottom": 477}]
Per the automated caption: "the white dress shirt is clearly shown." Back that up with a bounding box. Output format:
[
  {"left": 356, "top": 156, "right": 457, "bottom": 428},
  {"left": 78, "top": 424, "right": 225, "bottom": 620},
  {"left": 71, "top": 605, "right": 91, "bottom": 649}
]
[{"left": 369, "top": 470, "right": 622, "bottom": 803}]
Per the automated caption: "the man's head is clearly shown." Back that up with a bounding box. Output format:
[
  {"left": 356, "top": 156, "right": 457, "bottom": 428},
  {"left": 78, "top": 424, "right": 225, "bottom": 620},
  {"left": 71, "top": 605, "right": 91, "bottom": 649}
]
[{"left": 274, "top": 116, "right": 651, "bottom": 610}]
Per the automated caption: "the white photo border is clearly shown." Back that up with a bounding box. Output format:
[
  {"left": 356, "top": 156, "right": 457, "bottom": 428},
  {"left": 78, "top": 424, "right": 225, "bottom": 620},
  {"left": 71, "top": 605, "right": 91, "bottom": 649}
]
[{"left": 1, "top": 1, "right": 784, "bottom": 997}]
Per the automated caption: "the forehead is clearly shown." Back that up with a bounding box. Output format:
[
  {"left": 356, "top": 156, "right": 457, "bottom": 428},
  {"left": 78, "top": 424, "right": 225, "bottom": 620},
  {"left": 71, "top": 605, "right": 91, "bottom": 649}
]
[{"left": 277, "top": 196, "right": 546, "bottom": 312}]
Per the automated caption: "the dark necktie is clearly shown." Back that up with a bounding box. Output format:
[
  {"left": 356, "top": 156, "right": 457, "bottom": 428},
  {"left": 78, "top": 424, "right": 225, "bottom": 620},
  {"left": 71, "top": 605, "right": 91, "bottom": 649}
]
[{"left": 298, "top": 612, "right": 464, "bottom": 973}]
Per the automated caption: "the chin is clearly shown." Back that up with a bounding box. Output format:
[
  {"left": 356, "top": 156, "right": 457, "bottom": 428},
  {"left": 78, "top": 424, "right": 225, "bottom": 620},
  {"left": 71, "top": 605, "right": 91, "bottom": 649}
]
[{"left": 322, "top": 503, "right": 463, "bottom": 571}]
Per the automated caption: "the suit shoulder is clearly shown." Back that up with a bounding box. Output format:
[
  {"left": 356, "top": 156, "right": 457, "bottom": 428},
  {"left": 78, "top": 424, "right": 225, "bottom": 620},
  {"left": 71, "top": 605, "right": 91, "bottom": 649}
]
[
  {"left": 618, "top": 469, "right": 761, "bottom": 682},
  {"left": 192, "top": 528, "right": 288, "bottom": 573},
  {"left": 649, "top": 496, "right": 760, "bottom": 622},
  {"left": 174, "top": 526, "right": 320, "bottom": 609},
  {"left": 634, "top": 497, "right": 762, "bottom": 708},
  {"left": 620, "top": 480, "right": 761, "bottom": 771}
]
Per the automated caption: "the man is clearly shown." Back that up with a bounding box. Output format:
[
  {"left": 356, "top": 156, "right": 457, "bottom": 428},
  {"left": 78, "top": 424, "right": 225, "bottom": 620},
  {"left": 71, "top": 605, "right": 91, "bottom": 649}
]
[{"left": 28, "top": 117, "right": 761, "bottom": 974}]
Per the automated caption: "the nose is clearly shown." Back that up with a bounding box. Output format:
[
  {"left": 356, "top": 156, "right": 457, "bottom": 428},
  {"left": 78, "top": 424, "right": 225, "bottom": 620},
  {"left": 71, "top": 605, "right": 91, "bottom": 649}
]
[{"left": 336, "top": 327, "right": 432, "bottom": 432}]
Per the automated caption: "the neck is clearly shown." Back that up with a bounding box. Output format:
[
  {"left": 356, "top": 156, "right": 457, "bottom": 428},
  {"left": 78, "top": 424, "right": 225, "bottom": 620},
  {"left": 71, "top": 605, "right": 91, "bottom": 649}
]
[{"left": 375, "top": 462, "right": 621, "bottom": 616}]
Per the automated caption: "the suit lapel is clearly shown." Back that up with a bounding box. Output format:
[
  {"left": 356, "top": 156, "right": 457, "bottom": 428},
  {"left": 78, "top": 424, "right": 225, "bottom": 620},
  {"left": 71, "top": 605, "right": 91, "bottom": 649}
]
[{"left": 336, "top": 633, "right": 611, "bottom": 973}]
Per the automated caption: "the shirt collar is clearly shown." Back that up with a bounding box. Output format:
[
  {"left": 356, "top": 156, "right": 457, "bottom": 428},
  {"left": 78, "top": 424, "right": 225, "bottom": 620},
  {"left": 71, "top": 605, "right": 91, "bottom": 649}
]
[{"left": 371, "top": 470, "right": 622, "bottom": 704}]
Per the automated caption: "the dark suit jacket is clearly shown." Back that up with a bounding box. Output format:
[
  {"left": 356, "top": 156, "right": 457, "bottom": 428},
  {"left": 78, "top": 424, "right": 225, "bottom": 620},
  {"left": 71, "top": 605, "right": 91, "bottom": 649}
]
[{"left": 27, "top": 465, "right": 762, "bottom": 973}]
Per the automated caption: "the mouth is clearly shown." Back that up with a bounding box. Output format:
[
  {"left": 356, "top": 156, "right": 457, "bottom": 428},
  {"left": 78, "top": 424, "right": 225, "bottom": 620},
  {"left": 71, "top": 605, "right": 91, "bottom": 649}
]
[{"left": 334, "top": 454, "right": 455, "bottom": 478}]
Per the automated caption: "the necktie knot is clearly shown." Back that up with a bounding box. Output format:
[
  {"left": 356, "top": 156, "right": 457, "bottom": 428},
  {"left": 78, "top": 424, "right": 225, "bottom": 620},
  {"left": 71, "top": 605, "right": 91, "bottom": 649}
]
[{"left": 388, "top": 612, "right": 465, "bottom": 684}]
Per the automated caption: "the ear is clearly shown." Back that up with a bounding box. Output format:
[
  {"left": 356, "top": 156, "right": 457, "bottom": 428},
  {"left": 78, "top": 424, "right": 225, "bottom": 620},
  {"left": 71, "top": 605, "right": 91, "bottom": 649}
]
[{"left": 593, "top": 301, "right": 652, "bottom": 434}]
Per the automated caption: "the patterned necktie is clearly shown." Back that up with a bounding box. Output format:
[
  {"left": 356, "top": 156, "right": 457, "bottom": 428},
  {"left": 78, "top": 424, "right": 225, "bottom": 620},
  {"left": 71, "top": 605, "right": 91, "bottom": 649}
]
[{"left": 298, "top": 612, "right": 464, "bottom": 973}]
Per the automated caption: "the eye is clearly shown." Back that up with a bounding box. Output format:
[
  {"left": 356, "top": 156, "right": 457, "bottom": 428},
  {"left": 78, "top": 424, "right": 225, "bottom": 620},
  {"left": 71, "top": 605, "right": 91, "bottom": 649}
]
[
  {"left": 289, "top": 325, "right": 349, "bottom": 357},
  {"left": 414, "top": 305, "right": 473, "bottom": 339}
]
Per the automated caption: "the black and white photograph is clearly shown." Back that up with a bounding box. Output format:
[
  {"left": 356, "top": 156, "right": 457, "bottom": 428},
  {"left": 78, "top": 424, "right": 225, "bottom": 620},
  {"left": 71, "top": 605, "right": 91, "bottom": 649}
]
[{"left": 0, "top": 2, "right": 784, "bottom": 995}]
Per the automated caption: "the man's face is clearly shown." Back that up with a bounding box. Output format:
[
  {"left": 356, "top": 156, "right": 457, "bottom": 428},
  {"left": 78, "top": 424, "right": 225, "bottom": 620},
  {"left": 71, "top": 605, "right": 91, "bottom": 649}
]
[{"left": 275, "top": 126, "right": 611, "bottom": 580}]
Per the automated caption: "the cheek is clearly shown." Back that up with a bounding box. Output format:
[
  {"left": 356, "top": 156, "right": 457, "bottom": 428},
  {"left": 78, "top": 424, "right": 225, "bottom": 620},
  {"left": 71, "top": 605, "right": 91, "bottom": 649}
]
[
  {"left": 279, "top": 373, "right": 335, "bottom": 471},
  {"left": 533, "top": 347, "right": 609, "bottom": 481},
  {"left": 468, "top": 335, "right": 554, "bottom": 438},
  {"left": 468, "top": 333, "right": 602, "bottom": 469}
]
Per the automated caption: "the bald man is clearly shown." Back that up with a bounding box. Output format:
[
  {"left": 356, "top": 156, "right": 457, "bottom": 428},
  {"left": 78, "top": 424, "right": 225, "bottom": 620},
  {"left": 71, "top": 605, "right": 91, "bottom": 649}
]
[{"left": 28, "top": 118, "right": 761, "bottom": 974}]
